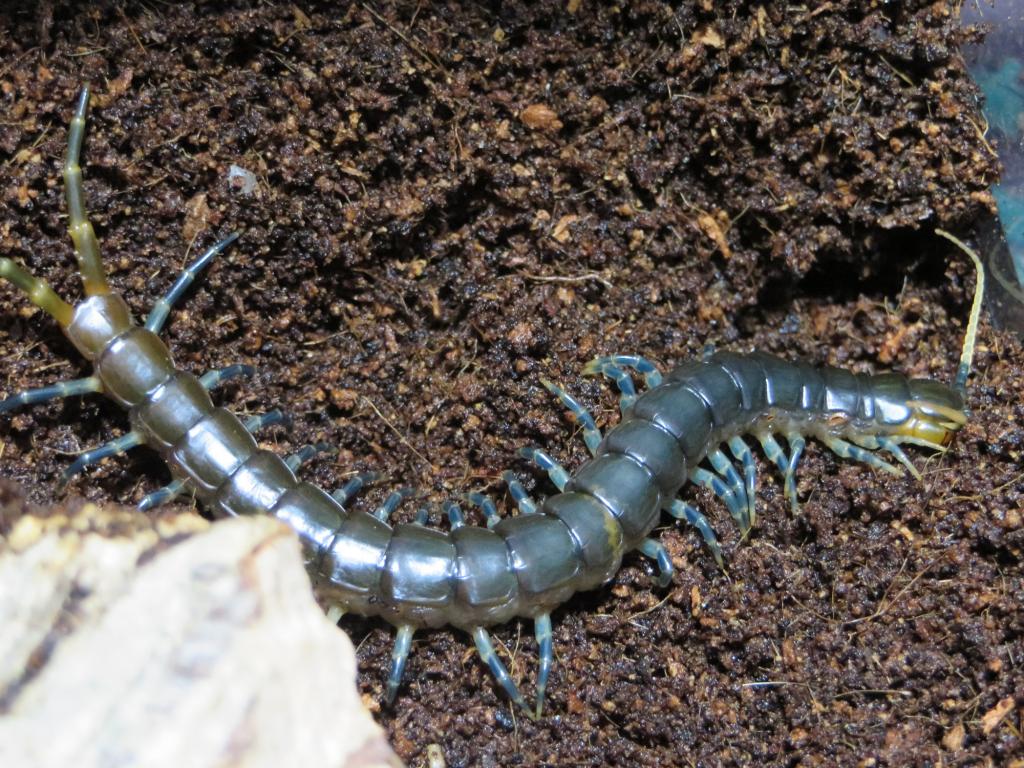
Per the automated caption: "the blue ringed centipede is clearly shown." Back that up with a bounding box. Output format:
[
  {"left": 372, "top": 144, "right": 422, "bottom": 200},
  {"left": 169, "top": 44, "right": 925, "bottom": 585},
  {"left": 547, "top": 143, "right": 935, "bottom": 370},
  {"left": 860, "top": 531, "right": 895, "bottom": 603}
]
[{"left": 0, "top": 89, "right": 982, "bottom": 720}]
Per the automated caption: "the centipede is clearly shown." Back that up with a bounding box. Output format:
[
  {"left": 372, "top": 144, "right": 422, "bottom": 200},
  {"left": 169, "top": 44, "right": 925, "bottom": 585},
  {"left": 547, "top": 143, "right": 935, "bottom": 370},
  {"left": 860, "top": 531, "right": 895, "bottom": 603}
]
[{"left": 0, "top": 89, "right": 984, "bottom": 720}]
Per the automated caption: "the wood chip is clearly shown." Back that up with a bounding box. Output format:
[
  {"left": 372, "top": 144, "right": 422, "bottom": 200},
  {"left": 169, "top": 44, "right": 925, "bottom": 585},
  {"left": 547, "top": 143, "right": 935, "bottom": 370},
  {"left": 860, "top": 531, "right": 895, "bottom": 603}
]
[{"left": 981, "top": 696, "right": 1015, "bottom": 735}]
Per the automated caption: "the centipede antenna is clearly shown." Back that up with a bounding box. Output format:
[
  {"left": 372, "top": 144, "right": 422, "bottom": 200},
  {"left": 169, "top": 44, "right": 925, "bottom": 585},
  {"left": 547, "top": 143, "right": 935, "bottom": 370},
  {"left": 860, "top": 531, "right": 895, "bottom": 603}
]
[
  {"left": 0, "top": 258, "right": 75, "bottom": 327},
  {"left": 63, "top": 86, "right": 110, "bottom": 297},
  {"left": 935, "top": 228, "right": 985, "bottom": 397}
]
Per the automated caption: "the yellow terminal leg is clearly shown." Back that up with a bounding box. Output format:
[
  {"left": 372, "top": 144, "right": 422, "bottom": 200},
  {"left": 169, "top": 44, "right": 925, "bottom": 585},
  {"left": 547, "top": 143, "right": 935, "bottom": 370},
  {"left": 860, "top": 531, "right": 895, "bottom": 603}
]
[{"left": 63, "top": 86, "right": 110, "bottom": 297}]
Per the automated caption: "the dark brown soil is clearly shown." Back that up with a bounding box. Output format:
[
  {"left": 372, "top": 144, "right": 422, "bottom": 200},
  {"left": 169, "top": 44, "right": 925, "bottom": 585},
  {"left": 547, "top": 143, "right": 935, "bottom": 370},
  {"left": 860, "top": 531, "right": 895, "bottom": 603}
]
[{"left": 1, "top": 2, "right": 1021, "bottom": 766}]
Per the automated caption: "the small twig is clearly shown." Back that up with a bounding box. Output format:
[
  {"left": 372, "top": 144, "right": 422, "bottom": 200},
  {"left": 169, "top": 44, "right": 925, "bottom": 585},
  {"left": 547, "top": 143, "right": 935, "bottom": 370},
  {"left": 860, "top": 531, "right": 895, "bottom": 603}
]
[
  {"left": 361, "top": 3, "right": 448, "bottom": 76},
  {"left": 360, "top": 395, "right": 431, "bottom": 468},
  {"left": 521, "top": 271, "right": 613, "bottom": 290}
]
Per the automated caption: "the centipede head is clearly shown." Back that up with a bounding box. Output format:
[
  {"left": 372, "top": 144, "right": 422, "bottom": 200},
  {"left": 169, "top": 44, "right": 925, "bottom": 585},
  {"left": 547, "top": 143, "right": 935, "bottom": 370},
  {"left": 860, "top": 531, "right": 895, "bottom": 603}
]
[{"left": 894, "top": 379, "right": 968, "bottom": 451}]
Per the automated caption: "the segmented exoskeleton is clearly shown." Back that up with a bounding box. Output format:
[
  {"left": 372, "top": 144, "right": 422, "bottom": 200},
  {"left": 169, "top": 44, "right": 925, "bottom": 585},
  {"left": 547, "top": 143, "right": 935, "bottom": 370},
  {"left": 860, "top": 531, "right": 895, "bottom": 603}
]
[{"left": 0, "top": 90, "right": 982, "bottom": 720}]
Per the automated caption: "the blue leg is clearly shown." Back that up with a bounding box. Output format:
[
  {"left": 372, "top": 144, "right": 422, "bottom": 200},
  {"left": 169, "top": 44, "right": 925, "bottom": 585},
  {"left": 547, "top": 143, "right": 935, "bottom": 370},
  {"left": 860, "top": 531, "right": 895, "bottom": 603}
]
[
  {"left": 61, "top": 430, "right": 144, "bottom": 487},
  {"left": 783, "top": 432, "right": 806, "bottom": 513},
  {"left": 373, "top": 487, "right": 414, "bottom": 522},
  {"left": 583, "top": 355, "right": 663, "bottom": 388},
  {"left": 444, "top": 500, "right": 465, "bottom": 529},
  {"left": 138, "top": 479, "right": 188, "bottom": 511},
  {"left": 861, "top": 435, "right": 922, "bottom": 480},
  {"left": 243, "top": 409, "right": 289, "bottom": 433},
  {"left": 690, "top": 466, "right": 747, "bottom": 531},
  {"left": 499, "top": 472, "right": 538, "bottom": 516},
  {"left": 534, "top": 613, "right": 553, "bottom": 718},
  {"left": 472, "top": 626, "right": 532, "bottom": 719},
  {"left": 468, "top": 490, "right": 506, "bottom": 526},
  {"left": 145, "top": 232, "right": 241, "bottom": 333},
  {"left": 822, "top": 435, "right": 903, "bottom": 476},
  {"left": 331, "top": 471, "right": 380, "bottom": 508},
  {"left": 384, "top": 624, "right": 415, "bottom": 705},
  {"left": 707, "top": 449, "right": 750, "bottom": 532},
  {"left": 637, "top": 537, "right": 674, "bottom": 587},
  {"left": 284, "top": 442, "right": 333, "bottom": 472},
  {"left": 414, "top": 508, "right": 430, "bottom": 526},
  {"left": 668, "top": 500, "right": 723, "bottom": 568},
  {"left": 756, "top": 432, "right": 790, "bottom": 475},
  {"left": 540, "top": 378, "right": 601, "bottom": 455},
  {"left": 198, "top": 363, "right": 255, "bottom": 390},
  {"left": 0, "top": 376, "right": 101, "bottom": 414},
  {"left": 583, "top": 359, "right": 638, "bottom": 413},
  {"left": 518, "top": 447, "right": 570, "bottom": 491},
  {"left": 701, "top": 343, "right": 716, "bottom": 361},
  {"left": 727, "top": 435, "right": 758, "bottom": 530}
]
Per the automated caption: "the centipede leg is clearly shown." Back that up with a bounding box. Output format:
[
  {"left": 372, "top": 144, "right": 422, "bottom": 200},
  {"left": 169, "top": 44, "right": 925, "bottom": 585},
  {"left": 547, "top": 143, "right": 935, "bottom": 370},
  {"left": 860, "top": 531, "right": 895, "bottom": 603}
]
[
  {"left": 783, "top": 432, "right": 806, "bottom": 513},
  {"left": 374, "top": 487, "right": 415, "bottom": 522},
  {"left": 667, "top": 500, "right": 724, "bottom": 568},
  {"left": 138, "top": 479, "right": 188, "bottom": 511},
  {"left": 283, "top": 442, "right": 333, "bottom": 472},
  {"left": 243, "top": 409, "right": 289, "bottom": 433},
  {"left": 822, "top": 435, "right": 902, "bottom": 476},
  {"left": 540, "top": 378, "right": 601, "bottom": 455},
  {"left": 413, "top": 507, "right": 430, "bottom": 525},
  {"left": 198, "top": 364, "right": 255, "bottom": 390},
  {"left": 444, "top": 500, "right": 465, "bottom": 529},
  {"left": 727, "top": 435, "right": 758, "bottom": 529},
  {"left": 584, "top": 359, "right": 638, "bottom": 413},
  {"left": 0, "top": 377, "right": 102, "bottom": 414},
  {"left": 499, "top": 472, "right": 537, "bottom": 516},
  {"left": 518, "top": 447, "right": 570, "bottom": 491},
  {"left": 325, "top": 605, "right": 345, "bottom": 624},
  {"left": 534, "top": 613, "right": 553, "bottom": 718},
  {"left": 331, "top": 471, "right": 380, "bottom": 509},
  {"left": 637, "top": 537, "right": 674, "bottom": 587},
  {"left": 61, "top": 430, "right": 144, "bottom": 487},
  {"left": 472, "top": 626, "right": 532, "bottom": 719},
  {"left": 468, "top": 489, "right": 507, "bottom": 528},
  {"left": 707, "top": 449, "right": 751, "bottom": 532},
  {"left": 689, "top": 466, "right": 747, "bottom": 530},
  {"left": 756, "top": 432, "right": 791, "bottom": 476},
  {"left": 145, "top": 232, "right": 241, "bottom": 333},
  {"left": 861, "top": 435, "right": 922, "bottom": 480},
  {"left": 582, "top": 355, "right": 663, "bottom": 414},
  {"left": 384, "top": 624, "right": 415, "bottom": 705}
]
